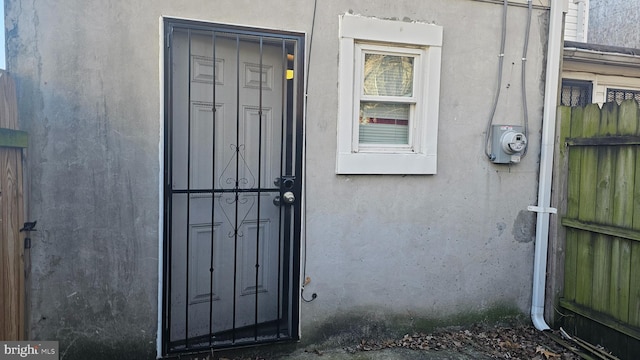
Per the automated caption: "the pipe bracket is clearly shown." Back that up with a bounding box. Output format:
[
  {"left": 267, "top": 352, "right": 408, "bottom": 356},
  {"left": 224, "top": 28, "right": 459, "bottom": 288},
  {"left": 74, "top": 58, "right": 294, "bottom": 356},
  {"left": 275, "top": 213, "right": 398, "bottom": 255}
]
[{"left": 527, "top": 205, "right": 557, "bottom": 214}]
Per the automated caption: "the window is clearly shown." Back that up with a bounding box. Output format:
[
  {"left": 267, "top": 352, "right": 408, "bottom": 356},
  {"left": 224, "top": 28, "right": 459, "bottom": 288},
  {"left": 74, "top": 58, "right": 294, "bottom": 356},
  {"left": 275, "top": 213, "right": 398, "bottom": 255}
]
[
  {"left": 337, "top": 14, "right": 443, "bottom": 174},
  {"left": 606, "top": 87, "right": 640, "bottom": 107},
  {"left": 356, "top": 44, "right": 421, "bottom": 148},
  {"left": 561, "top": 79, "right": 592, "bottom": 107}
]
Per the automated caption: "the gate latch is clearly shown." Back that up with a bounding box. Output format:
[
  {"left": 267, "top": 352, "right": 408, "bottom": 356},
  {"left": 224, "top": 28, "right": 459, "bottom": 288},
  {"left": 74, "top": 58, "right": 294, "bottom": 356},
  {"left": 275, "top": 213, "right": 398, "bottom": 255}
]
[{"left": 20, "top": 221, "right": 37, "bottom": 249}]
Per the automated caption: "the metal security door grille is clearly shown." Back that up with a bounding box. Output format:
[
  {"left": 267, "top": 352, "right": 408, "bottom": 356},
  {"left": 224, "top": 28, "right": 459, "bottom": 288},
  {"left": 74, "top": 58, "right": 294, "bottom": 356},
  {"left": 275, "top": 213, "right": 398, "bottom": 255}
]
[{"left": 162, "top": 19, "right": 304, "bottom": 355}]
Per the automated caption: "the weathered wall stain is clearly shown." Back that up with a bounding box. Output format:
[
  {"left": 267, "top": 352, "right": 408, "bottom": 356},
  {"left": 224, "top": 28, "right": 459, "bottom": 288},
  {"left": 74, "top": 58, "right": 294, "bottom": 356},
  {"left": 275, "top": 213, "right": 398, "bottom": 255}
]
[{"left": 512, "top": 210, "right": 536, "bottom": 243}]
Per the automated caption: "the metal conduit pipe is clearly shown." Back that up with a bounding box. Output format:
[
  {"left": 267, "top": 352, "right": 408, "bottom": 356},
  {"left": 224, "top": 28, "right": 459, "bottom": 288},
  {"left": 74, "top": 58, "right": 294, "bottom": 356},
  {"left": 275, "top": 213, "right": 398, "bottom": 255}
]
[{"left": 530, "top": 0, "right": 567, "bottom": 332}]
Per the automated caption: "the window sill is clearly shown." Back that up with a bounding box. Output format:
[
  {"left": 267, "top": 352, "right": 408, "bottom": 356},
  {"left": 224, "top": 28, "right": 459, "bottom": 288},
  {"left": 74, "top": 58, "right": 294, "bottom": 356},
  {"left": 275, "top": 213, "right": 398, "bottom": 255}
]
[{"left": 336, "top": 151, "right": 437, "bottom": 175}]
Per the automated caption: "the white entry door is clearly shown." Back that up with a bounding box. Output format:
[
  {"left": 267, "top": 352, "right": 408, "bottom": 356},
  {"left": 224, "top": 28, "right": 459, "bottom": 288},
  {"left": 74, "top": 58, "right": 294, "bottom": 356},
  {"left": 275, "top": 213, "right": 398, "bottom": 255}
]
[{"left": 165, "top": 22, "right": 303, "bottom": 352}]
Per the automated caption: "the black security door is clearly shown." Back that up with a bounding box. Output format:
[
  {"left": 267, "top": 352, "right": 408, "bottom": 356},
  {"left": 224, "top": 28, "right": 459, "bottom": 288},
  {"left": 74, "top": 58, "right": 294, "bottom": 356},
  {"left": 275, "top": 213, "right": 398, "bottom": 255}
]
[{"left": 162, "top": 19, "right": 304, "bottom": 354}]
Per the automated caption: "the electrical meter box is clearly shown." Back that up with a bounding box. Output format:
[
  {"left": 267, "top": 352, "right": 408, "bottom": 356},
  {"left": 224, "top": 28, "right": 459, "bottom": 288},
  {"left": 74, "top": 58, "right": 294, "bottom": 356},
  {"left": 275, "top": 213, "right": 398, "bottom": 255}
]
[{"left": 490, "top": 125, "right": 527, "bottom": 164}]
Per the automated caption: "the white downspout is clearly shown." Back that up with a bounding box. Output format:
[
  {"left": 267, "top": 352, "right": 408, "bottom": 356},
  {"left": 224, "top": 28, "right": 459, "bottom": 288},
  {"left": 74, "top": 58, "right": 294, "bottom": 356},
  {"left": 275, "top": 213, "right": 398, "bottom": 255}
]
[{"left": 530, "top": 0, "right": 567, "bottom": 332}]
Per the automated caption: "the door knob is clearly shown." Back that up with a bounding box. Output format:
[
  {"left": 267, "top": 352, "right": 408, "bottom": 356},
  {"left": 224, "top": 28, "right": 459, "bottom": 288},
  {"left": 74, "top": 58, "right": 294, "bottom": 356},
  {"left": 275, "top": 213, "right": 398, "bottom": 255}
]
[{"left": 282, "top": 191, "right": 295, "bottom": 204}]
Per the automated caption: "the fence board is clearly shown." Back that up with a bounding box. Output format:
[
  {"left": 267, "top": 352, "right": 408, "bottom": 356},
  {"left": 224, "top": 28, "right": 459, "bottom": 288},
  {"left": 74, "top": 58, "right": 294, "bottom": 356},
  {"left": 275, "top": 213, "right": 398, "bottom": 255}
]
[
  {"left": 631, "top": 148, "right": 640, "bottom": 327},
  {"left": 618, "top": 100, "right": 639, "bottom": 135},
  {"left": 592, "top": 114, "right": 614, "bottom": 313},
  {"left": 575, "top": 232, "right": 594, "bottom": 308},
  {"left": 0, "top": 128, "right": 28, "bottom": 148},
  {"left": 592, "top": 236, "right": 611, "bottom": 313},
  {"left": 615, "top": 242, "right": 632, "bottom": 323},
  {"left": 574, "top": 105, "right": 600, "bottom": 310},
  {"left": 561, "top": 106, "right": 578, "bottom": 303},
  {"left": 630, "top": 243, "right": 640, "bottom": 327},
  {"left": 562, "top": 218, "right": 640, "bottom": 242},
  {"left": 548, "top": 106, "right": 572, "bottom": 324},
  {"left": 0, "top": 70, "right": 25, "bottom": 341},
  {"left": 600, "top": 102, "right": 618, "bottom": 135},
  {"left": 612, "top": 114, "right": 636, "bottom": 324},
  {"left": 567, "top": 106, "right": 584, "bottom": 221}
]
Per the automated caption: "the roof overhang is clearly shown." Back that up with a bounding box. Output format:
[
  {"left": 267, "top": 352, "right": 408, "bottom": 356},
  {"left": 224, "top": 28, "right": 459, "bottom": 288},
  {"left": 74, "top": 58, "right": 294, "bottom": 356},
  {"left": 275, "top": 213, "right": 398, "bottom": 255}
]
[{"left": 563, "top": 41, "right": 640, "bottom": 77}]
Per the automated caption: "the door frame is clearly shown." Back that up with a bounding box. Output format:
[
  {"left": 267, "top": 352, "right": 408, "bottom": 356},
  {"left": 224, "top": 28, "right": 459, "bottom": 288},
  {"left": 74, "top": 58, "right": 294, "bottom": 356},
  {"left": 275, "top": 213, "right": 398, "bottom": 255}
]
[{"left": 157, "top": 17, "right": 305, "bottom": 357}]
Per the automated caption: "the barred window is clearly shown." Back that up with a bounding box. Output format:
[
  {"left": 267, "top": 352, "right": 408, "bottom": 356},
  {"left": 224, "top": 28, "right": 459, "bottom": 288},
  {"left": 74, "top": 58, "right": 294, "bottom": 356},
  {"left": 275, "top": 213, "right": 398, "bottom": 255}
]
[
  {"left": 606, "top": 88, "right": 640, "bottom": 106},
  {"left": 561, "top": 80, "right": 592, "bottom": 107}
]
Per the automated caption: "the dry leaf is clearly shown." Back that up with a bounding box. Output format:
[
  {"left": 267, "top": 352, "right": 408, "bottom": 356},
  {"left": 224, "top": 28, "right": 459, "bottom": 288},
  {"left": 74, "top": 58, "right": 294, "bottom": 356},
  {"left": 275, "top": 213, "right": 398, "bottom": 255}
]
[
  {"left": 536, "top": 345, "right": 560, "bottom": 359},
  {"left": 500, "top": 340, "right": 520, "bottom": 349}
]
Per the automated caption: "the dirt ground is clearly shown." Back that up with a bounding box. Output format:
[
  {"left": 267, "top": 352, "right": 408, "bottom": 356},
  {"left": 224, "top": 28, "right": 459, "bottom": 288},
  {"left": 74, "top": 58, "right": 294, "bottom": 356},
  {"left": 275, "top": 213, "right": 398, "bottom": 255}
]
[
  {"left": 201, "top": 321, "right": 616, "bottom": 360},
  {"left": 349, "top": 323, "right": 585, "bottom": 359}
]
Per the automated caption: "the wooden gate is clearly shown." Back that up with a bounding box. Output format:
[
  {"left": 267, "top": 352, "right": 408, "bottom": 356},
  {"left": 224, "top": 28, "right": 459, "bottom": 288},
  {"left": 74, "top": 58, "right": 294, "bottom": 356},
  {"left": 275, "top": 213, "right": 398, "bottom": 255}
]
[
  {"left": 557, "top": 100, "right": 640, "bottom": 359},
  {"left": 0, "top": 71, "right": 27, "bottom": 341}
]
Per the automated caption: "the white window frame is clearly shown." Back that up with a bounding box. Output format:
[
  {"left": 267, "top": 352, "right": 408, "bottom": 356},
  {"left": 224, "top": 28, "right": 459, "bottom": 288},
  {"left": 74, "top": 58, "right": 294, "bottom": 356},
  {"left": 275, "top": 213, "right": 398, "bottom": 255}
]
[
  {"left": 337, "top": 14, "right": 443, "bottom": 174},
  {"left": 354, "top": 44, "right": 423, "bottom": 153}
]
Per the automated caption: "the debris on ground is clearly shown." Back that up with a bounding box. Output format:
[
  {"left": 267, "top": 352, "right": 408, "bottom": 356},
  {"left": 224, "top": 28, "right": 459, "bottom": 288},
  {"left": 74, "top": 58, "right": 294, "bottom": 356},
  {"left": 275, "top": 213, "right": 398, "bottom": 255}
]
[
  {"left": 353, "top": 323, "right": 614, "bottom": 359},
  {"left": 187, "top": 322, "right": 618, "bottom": 359}
]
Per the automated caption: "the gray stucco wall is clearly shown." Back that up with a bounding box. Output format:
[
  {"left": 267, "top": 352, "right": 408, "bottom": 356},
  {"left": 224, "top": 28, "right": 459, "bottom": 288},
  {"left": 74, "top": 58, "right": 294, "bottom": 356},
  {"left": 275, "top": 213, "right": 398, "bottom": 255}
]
[
  {"left": 588, "top": 0, "right": 640, "bottom": 48},
  {"left": 5, "top": 1, "right": 549, "bottom": 358}
]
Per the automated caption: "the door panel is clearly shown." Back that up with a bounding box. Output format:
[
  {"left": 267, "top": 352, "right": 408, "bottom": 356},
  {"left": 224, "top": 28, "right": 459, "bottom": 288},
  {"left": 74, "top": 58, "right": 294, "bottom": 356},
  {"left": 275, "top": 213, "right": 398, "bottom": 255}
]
[{"left": 164, "top": 21, "right": 303, "bottom": 353}]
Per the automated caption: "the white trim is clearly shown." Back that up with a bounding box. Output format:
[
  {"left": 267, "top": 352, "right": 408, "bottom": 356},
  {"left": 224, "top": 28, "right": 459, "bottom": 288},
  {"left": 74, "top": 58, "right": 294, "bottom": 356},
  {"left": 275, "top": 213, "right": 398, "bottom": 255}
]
[
  {"left": 340, "top": 14, "right": 443, "bottom": 46},
  {"left": 336, "top": 14, "right": 442, "bottom": 174}
]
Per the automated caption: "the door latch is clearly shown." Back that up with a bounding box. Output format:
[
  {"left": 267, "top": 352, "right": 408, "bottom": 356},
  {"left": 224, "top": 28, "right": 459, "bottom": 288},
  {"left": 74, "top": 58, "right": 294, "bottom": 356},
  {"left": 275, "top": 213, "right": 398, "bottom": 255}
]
[{"left": 280, "top": 176, "right": 295, "bottom": 190}]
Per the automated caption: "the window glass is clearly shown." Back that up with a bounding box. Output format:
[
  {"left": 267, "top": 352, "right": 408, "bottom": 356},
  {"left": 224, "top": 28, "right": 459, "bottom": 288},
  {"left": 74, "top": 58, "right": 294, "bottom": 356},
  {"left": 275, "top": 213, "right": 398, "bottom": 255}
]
[
  {"left": 363, "top": 54, "right": 414, "bottom": 97},
  {"left": 359, "top": 52, "right": 415, "bottom": 145},
  {"left": 359, "top": 102, "right": 409, "bottom": 144}
]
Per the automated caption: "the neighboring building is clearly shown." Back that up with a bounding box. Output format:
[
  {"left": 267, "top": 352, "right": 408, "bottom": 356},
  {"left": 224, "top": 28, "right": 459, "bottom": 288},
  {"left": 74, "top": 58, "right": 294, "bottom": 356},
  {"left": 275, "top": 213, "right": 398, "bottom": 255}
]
[
  {"left": 565, "top": 0, "right": 589, "bottom": 42},
  {"left": 5, "top": 0, "right": 564, "bottom": 359},
  {"left": 561, "top": 42, "right": 640, "bottom": 107},
  {"left": 561, "top": 0, "right": 640, "bottom": 107},
  {"left": 588, "top": 0, "right": 640, "bottom": 48}
]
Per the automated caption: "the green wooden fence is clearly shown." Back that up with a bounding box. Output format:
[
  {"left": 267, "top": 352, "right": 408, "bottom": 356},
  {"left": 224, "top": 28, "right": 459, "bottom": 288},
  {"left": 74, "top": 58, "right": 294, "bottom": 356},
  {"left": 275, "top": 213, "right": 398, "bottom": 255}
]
[{"left": 558, "top": 100, "right": 640, "bottom": 359}]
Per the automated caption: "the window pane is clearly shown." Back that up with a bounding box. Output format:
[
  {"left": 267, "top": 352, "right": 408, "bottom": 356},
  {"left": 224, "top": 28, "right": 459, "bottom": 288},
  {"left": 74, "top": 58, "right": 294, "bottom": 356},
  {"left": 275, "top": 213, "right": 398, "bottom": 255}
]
[
  {"left": 359, "top": 102, "right": 409, "bottom": 144},
  {"left": 363, "top": 54, "right": 414, "bottom": 97}
]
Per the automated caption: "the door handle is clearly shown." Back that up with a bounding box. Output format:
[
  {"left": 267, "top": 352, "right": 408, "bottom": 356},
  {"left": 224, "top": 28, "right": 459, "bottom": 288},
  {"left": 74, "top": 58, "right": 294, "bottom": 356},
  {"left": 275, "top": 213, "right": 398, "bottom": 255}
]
[
  {"left": 272, "top": 192, "right": 295, "bottom": 206},
  {"left": 282, "top": 191, "right": 295, "bottom": 204}
]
